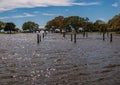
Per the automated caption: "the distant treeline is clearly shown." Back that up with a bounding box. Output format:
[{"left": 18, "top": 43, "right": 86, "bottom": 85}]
[
  {"left": 0, "top": 13, "right": 120, "bottom": 33},
  {"left": 0, "top": 21, "right": 39, "bottom": 33},
  {"left": 45, "top": 14, "right": 120, "bottom": 32}
]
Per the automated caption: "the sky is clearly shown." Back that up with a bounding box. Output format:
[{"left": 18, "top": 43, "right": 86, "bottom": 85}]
[{"left": 0, "top": 0, "right": 120, "bottom": 28}]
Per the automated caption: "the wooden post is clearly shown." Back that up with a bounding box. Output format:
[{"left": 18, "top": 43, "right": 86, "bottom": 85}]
[
  {"left": 37, "top": 34, "right": 40, "bottom": 44},
  {"left": 74, "top": 33, "right": 76, "bottom": 43},
  {"left": 39, "top": 35, "right": 41, "bottom": 42},
  {"left": 103, "top": 32, "right": 105, "bottom": 41},
  {"left": 83, "top": 31, "right": 85, "bottom": 38},
  {"left": 43, "top": 33, "right": 44, "bottom": 38},
  {"left": 86, "top": 32, "right": 88, "bottom": 37},
  {"left": 71, "top": 34, "right": 73, "bottom": 41},
  {"left": 63, "top": 32, "right": 65, "bottom": 38},
  {"left": 110, "top": 33, "right": 112, "bottom": 42}
]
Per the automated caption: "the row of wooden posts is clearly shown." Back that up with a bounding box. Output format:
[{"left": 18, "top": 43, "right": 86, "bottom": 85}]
[
  {"left": 103, "top": 32, "right": 113, "bottom": 42},
  {"left": 37, "top": 32, "right": 47, "bottom": 44},
  {"left": 63, "top": 32, "right": 77, "bottom": 43},
  {"left": 63, "top": 32, "right": 113, "bottom": 43},
  {"left": 37, "top": 32, "right": 113, "bottom": 44}
]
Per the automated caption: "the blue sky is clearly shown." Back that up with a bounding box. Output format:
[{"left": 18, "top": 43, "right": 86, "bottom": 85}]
[{"left": 0, "top": 0, "right": 120, "bottom": 28}]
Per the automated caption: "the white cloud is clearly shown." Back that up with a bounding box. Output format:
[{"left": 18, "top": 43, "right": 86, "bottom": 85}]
[
  {"left": 23, "top": 13, "right": 35, "bottom": 17},
  {"left": 0, "top": 0, "right": 72, "bottom": 11},
  {"left": 0, "top": 13, "right": 35, "bottom": 19},
  {"left": 12, "top": 13, "right": 35, "bottom": 18},
  {"left": 0, "top": 0, "right": 101, "bottom": 12},
  {"left": 72, "top": 2, "right": 100, "bottom": 6},
  {"left": 112, "top": 2, "right": 119, "bottom": 7},
  {"left": 42, "top": 13, "right": 58, "bottom": 16},
  {"left": 0, "top": 16, "right": 9, "bottom": 19}
]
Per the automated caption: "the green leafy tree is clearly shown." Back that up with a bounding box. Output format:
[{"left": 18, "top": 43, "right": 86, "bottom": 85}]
[
  {"left": 0, "top": 21, "right": 5, "bottom": 32},
  {"left": 64, "top": 16, "right": 80, "bottom": 32},
  {"left": 93, "top": 20, "right": 107, "bottom": 32},
  {"left": 22, "top": 21, "right": 39, "bottom": 32},
  {"left": 85, "top": 22, "right": 94, "bottom": 32},
  {"left": 81, "top": 17, "right": 89, "bottom": 31},
  {"left": 62, "top": 17, "right": 89, "bottom": 32},
  {"left": 4, "top": 22, "right": 16, "bottom": 33},
  {"left": 15, "top": 28, "right": 20, "bottom": 32},
  {"left": 108, "top": 14, "right": 120, "bottom": 31},
  {"left": 45, "top": 16, "right": 64, "bottom": 32},
  {"left": 45, "top": 16, "right": 90, "bottom": 32}
]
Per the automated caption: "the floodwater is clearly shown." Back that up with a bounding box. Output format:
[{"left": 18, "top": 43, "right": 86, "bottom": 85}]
[{"left": 0, "top": 33, "right": 120, "bottom": 85}]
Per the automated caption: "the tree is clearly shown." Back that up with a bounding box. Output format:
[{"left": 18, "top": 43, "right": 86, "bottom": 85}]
[
  {"left": 45, "top": 16, "right": 64, "bottom": 32},
  {"left": 0, "top": 21, "right": 5, "bottom": 32},
  {"left": 4, "top": 22, "right": 16, "bottom": 33},
  {"left": 64, "top": 16, "right": 80, "bottom": 32},
  {"left": 22, "top": 21, "right": 39, "bottom": 32},
  {"left": 93, "top": 20, "right": 106, "bottom": 32},
  {"left": 85, "top": 22, "right": 94, "bottom": 32},
  {"left": 108, "top": 14, "right": 120, "bottom": 31},
  {"left": 45, "top": 16, "right": 90, "bottom": 32},
  {"left": 15, "top": 28, "right": 20, "bottom": 32}
]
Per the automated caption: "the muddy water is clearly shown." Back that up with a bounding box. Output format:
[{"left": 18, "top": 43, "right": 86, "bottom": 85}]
[{"left": 0, "top": 33, "right": 120, "bottom": 85}]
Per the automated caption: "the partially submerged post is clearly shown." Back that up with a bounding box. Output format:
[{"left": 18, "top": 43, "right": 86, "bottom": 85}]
[
  {"left": 71, "top": 34, "right": 73, "bottom": 41},
  {"left": 102, "top": 28, "right": 106, "bottom": 41},
  {"left": 83, "top": 29, "right": 86, "bottom": 38},
  {"left": 63, "top": 32, "right": 65, "bottom": 38},
  {"left": 74, "top": 33, "right": 76, "bottom": 43},
  {"left": 37, "top": 34, "right": 40, "bottom": 44},
  {"left": 110, "top": 33, "right": 112, "bottom": 42},
  {"left": 83, "top": 31, "right": 85, "bottom": 38},
  {"left": 43, "top": 33, "right": 44, "bottom": 38},
  {"left": 103, "top": 32, "right": 105, "bottom": 41},
  {"left": 39, "top": 35, "right": 41, "bottom": 42},
  {"left": 86, "top": 32, "right": 88, "bottom": 37}
]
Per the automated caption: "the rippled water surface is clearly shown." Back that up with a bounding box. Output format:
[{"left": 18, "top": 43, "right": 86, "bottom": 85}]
[{"left": 0, "top": 33, "right": 120, "bottom": 85}]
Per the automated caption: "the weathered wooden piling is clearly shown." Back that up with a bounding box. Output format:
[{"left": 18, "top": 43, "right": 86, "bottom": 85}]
[
  {"left": 86, "top": 32, "right": 88, "bottom": 37},
  {"left": 63, "top": 32, "right": 65, "bottom": 38},
  {"left": 43, "top": 33, "right": 44, "bottom": 38},
  {"left": 74, "top": 33, "right": 76, "bottom": 43},
  {"left": 110, "top": 33, "right": 112, "bottom": 42},
  {"left": 39, "top": 35, "right": 41, "bottom": 42},
  {"left": 103, "top": 33, "right": 105, "bottom": 41},
  {"left": 71, "top": 34, "right": 73, "bottom": 41},
  {"left": 37, "top": 34, "right": 40, "bottom": 44}
]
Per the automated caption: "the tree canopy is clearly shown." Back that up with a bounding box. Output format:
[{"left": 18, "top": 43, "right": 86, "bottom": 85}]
[
  {"left": 4, "top": 22, "right": 16, "bottom": 33},
  {"left": 108, "top": 14, "right": 120, "bottom": 31},
  {"left": 45, "top": 16, "right": 64, "bottom": 32},
  {"left": 0, "top": 21, "right": 5, "bottom": 31},
  {"left": 45, "top": 16, "right": 90, "bottom": 32},
  {"left": 0, "top": 13, "right": 120, "bottom": 33},
  {"left": 45, "top": 15, "right": 114, "bottom": 32},
  {"left": 22, "top": 21, "right": 39, "bottom": 32}
]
